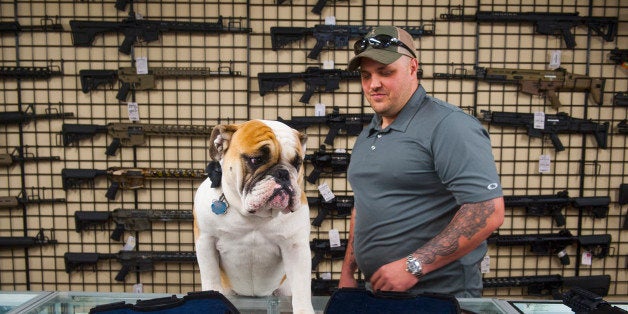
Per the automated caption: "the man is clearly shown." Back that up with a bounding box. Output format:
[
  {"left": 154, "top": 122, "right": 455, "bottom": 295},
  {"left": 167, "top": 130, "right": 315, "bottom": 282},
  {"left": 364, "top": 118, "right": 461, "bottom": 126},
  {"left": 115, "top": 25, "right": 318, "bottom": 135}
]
[{"left": 338, "top": 26, "right": 505, "bottom": 297}]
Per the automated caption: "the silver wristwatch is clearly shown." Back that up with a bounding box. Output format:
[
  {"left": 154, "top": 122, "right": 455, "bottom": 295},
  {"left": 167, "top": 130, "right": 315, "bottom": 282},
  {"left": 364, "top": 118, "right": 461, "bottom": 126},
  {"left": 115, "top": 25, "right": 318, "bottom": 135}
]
[{"left": 405, "top": 254, "right": 424, "bottom": 278}]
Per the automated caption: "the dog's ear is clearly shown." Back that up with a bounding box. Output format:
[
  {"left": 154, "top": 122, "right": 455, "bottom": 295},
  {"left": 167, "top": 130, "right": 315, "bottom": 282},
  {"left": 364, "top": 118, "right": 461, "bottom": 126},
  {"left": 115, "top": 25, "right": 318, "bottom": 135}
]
[{"left": 209, "top": 124, "right": 239, "bottom": 161}]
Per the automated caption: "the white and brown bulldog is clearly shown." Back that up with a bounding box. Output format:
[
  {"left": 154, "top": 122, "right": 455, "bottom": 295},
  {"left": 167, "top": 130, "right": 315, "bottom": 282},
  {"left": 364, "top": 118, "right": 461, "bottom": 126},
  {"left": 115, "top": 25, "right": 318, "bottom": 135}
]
[{"left": 193, "top": 119, "right": 314, "bottom": 314}]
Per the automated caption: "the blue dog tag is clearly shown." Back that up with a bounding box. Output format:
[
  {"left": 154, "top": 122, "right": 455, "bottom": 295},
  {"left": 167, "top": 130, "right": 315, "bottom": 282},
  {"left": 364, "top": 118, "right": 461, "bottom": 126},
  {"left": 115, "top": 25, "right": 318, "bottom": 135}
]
[{"left": 211, "top": 194, "right": 229, "bottom": 215}]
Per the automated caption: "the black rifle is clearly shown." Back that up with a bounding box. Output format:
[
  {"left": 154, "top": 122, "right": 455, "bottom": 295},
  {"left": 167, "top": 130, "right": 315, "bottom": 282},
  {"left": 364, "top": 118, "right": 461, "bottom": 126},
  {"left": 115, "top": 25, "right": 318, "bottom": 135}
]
[
  {"left": 276, "top": 0, "right": 343, "bottom": 15},
  {"left": 70, "top": 9, "right": 251, "bottom": 55},
  {"left": 0, "top": 229, "right": 58, "bottom": 249},
  {"left": 258, "top": 67, "right": 360, "bottom": 104},
  {"left": 278, "top": 107, "right": 373, "bottom": 145},
  {"left": 270, "top": 24, "right": 434, "bottom": 59},
  {"left": 79, "top": 61, "right": 242, "bottom": 101},
  {"left": 0, "top": 146, "right": 60, "bottom": 167},
  {"left": 308, "top": 195, "right": 353, "bottom": 227},
  {"left": 304, "top": 145, "right": 350, "bottom": 184},
  {"left": 61, "top": 166, "right": 208, "bottom": 200},
  {"left": 504, "top": 190, "right": 609, "bottom": 227},
  {"left": 0, "top": 16, "right": 63, "bottom": 32},
  {"left": 312, "top": 277, "right": 366, "bottom": 296},
  {"left": 617, "top": 120, "right": 628, "bottom": 134},
  {"left": 480, "top": 110, "right": 609, "bottom": 152},
  {"left": 562, "top": 286, "right": 628, "bottom": 314},
  {"left": 610, "top": 48, "right": 627, "bottom": 68},
  {"left": 440, "top": 7, "right": 618, "bottom": 49},
  {"left": 487, "top": 229, "right": 611, "bottom": 265},
  {"left": 0, "top": 189, "right": 66, "bottom": 210},
  {"left": 74, "top": 209, "right": 193, "bottom": 241},
  {"left": 61, "top": 122, "right": 214, "bottom": 156},
  {"left": 0, "top": 60, "right": 63, "bottom": 80},
  {"left": 64, "top": 250, "right": 197, "bottom": 281},
  {"left": 310, "top": 238, "right": 347, "bottom": 271},
  {"left": 613, "top": 92, "right": 628, "bottom": 106},
  {"left": 483, "top": 274, "right": 610, "bottom": 299},
  {"left": 434, "top": 66, "right": 605, "bottom": 109},
  {"left": 0, "top": 103, "right": 73, "bottom": 126}
]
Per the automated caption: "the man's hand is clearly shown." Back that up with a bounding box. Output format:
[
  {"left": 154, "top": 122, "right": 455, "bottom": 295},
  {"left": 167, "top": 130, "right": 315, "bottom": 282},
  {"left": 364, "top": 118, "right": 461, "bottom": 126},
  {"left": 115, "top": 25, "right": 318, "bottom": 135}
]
[{"left": 369, "top": 258, "right": 419, "bottom": 292}]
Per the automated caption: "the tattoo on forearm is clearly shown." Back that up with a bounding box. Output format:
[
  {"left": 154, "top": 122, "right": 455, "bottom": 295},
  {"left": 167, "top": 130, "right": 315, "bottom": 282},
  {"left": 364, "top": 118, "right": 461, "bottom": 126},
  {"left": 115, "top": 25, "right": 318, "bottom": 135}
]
[{"left": 416, "top": 200, "right": 496, "bottom": 264}]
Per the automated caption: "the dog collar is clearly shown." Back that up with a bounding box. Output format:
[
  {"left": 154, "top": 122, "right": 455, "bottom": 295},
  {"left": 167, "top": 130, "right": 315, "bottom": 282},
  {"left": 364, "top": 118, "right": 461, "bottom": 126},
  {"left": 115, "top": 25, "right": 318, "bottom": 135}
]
[{"left": 211, "top": 193, "right": 229, "bottom": 215}]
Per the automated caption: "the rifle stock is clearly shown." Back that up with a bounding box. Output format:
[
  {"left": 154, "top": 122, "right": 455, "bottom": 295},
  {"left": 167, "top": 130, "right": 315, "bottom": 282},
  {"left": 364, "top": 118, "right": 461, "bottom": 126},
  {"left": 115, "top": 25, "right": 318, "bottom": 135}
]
[{"left": 483, "top": 274, "right": 611, "bottom": 298}]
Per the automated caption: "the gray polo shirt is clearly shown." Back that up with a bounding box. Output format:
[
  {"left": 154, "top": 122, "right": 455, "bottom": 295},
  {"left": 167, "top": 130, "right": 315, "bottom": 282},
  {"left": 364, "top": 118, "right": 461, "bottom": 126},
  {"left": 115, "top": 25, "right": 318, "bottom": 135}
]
[{"left": 347, "top": 85, "right": 502, "bottom": 297}]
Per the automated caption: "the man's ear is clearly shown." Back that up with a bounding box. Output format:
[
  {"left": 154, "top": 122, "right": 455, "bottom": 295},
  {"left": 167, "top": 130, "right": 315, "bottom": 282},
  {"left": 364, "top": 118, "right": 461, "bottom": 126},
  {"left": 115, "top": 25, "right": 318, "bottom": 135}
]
[{"left": 209, "top": 124, "right": 239, "bottom": 161}]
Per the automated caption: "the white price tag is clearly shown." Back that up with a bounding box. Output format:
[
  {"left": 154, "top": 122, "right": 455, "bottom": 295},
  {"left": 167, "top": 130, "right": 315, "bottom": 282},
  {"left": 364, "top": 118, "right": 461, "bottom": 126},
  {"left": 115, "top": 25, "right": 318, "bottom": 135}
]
[
  {"left": 318, "top": 182, "right": 335, "bottom": 202},
  {"left": 539, "top": 154, "right": 551, "bottom": 173},
  {"left": 581, "top": 251, "right": 592, "bottom": 265},
  {"left": 549, "top": 50, "right": 562, "bottom": 69},
  {"left": 133, "top": 283, "right": 143, "bottom": 293},
  {"left": 322, "top": 60, "right": 335, "bottom": 69},
  {"left": 135, "top": 57, "right": 148, "bottom": 74},
  {"left": 480, "top": 255, "right": 490, "bottom": 273},
  {"left": 128, "top": 102, "right": 140, "bottom": 122},
  {"left": 533, "top": 111, "right": 545, "bottom": 129},
  {"left": 314, "top": 103, "right": 326, "bottom": 116},
  {"left": 320, "top": 272, "right": 332, "bottom": 280},
  {"left": 328, "top": 229, "right": 341, "bottom": 248},
  {"left": 324, "top": 16, "right": 336, "bottom": 25},
  {"left": 122, "top": 235, "right": 136, "bottom": 251}
]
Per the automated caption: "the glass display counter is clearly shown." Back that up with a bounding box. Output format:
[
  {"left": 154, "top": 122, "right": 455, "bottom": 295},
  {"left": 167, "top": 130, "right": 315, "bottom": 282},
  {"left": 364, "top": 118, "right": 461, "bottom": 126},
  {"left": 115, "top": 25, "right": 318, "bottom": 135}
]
[{"left": 0, "top": 291, "right": 52, "bottom": 314}]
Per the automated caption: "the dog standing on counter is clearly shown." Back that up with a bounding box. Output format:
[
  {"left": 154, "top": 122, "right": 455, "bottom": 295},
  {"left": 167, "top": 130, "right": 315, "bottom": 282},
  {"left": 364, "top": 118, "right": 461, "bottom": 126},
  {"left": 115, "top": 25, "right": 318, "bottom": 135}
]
[{"left": 193, "top": 120, "right": 314, "bottom": 314}]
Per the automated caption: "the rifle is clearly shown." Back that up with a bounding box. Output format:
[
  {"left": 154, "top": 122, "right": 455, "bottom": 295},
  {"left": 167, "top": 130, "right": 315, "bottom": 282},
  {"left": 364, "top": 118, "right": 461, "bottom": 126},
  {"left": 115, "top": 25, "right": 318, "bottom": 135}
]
[
  {"left": 504, "top": 190, "right": 609, "bottom": 227},
  {"left": 61, "top": 122, "right": 214, "bottom": 156},
  {"left": 562, "top": 286, "right": 628, "bottom": 314},
  {"left": 79, "top": 61, "right": 242, "bottom": 101},
  {"left": 0, "top": 146, "right": 60, "bottom": 167},
  {"left": 276, "top": 0, "right": 343, "bottom": 15},
  {"left": 64, "top": 250, "right": 197, "bottom": 281},
  {"left": 74, "top": 209, "right": 193, "bottom": 241},
  {"left": 617, "top": 120, "right": 628, "bottom": 134},
  {"left": 0, "top": 188, "right": 66, "bottom": 210},
  {"left": 308, "top": 194, "right": 353, "bottom": 227},
  {"left": 480, "top": 110, "right": 609, "bottom": 152},
  {"left": 278, "top": 106, "right": 373, "bottom": 146},
  {"left": 434, "top": 65, "right": 605, "bottom": 109},
  {"left": 0, "top": 59, "right": 63, "bottom": 80},
  {"left": 0, "top": 103, "right": 73, "bottom": 126},
  {"left": 486, "top": 229, "right": 612, "bottom": 265},
  {"left": 258, "top": 66, "right": 360, "bottom": 104},
  {"left": 310, "top": 238, "right": 347, "bottom": 270},
  {"left": 270, "top": 24, "right": 434, "bottom": 59},
  {"left": 0, "top": 16, "right": 63, "bottom": 32},
  {"left": 304, "top": 145, "right": 350, "bottom": 184},
  {"left": 61, "top": 166, "right": 208, "bottom": 200},
  {"left": 609, "top": 48, "right": 627, "bottom": 68},
  {"left": 0, "top": 229, "right": 58, "bottom": 249},
  {"left": 70, "top": 9, "right": 251, "bottom": 55},
  {"left": 440, "top": 6, "right": 618, "bottom": 49},
  {"left": 613, "top": 92, "right": 628, "bottom": 106},
  {"left": 483, "top": 274, "right": 610, "bottom": 299},
  {"left": 312, "top": 277, "right": 366, "bottom": 295}
]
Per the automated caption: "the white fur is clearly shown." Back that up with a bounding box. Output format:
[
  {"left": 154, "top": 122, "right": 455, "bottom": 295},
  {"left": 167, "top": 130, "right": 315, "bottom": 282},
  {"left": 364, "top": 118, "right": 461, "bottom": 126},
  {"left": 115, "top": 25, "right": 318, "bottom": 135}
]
[{"left": 194, "top": 120, "right": 314, "bottom": 314}]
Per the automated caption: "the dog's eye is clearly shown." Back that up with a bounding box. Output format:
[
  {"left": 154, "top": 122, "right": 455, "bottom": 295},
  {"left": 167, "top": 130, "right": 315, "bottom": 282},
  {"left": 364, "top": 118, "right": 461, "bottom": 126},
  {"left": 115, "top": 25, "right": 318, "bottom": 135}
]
[
  {"left": 248, "top": 156, "right": 265, "bottom": 168},
  {"left": 291, "top": 157, "right": 303, "bottom": 171}
]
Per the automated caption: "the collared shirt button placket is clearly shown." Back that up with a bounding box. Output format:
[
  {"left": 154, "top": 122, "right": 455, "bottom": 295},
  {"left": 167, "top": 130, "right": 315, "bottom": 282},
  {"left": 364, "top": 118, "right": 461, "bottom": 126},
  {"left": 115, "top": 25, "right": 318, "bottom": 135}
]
[{"left": 371, "top": 133, "right": 383, "bottom": 150}]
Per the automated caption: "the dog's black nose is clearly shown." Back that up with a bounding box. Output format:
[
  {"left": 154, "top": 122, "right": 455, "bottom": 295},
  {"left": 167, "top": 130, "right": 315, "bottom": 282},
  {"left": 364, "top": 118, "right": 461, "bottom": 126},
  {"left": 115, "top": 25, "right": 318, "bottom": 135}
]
[{"left": 275, "top": 169, "right": 290, "bottom": 182}]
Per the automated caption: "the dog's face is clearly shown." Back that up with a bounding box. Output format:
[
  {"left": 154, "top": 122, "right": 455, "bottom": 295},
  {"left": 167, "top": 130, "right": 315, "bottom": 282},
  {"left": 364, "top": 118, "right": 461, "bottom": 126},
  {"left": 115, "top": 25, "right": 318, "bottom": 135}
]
[{"left": 209, "top": 120, "right": 307, "bottom": 218}]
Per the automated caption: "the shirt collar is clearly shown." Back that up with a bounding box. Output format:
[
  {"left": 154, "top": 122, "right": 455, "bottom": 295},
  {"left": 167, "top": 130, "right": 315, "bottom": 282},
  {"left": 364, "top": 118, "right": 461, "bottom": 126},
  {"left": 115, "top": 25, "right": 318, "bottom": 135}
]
[{"left": 367, "top": 85, "right": 427, "bottom": 136}]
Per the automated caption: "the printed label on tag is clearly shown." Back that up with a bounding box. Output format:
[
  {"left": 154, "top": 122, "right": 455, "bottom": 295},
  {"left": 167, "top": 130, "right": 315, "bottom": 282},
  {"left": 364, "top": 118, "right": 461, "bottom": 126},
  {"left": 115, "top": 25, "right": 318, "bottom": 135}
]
[
  {"left": 533, "top": 111, "right": 545, "bottom": 129},
  {"left": 122, "top": 235, "right": 136, "bottom": 251},
  {"left": 329, "top": 229, "right": 341, "bottom": 247},
  {"left": 318, "top": 182, "right": 335, "bottom": 202},
  {"left": 128, "top": 102, "right": 140, "bottom": 122},
  {"left": 322, "top": 60, "right": 335, "bottom": 69},
  {"left": 581, "top": 251, "right": 592, "bottom": 265},
  {"left": 325, "top": 16, "right": 336, "bottom": 25},
  {"left": 135, "top": 57, "right": 148, "bottom": 74},
  {"left": 539, "top": 154, "right": 551, "bottom": 173},
  {"left": 549, "top": 50, "right": 562, "bottom": 69},
  {"left": 315, "top": 103, "right": 326, "bottom": 116},
  {"left": 480, "top": 255, "right": 490, "bottom": 273}
]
